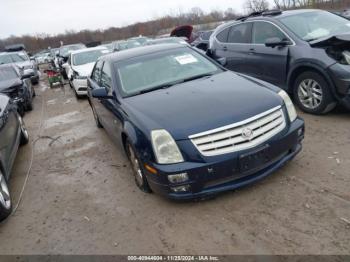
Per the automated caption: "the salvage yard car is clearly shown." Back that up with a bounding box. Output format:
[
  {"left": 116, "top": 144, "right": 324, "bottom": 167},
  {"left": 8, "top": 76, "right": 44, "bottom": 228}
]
[
  {"left": 0, "top": 64, "right": 35, "bottom": 116},
  {"left": 209, "top": 9, "right": 350, "bottom": 114},
  {"left": 0, "top": 93, "right": 29, "bottom": 221},
  {"left": 66, "top": 46, "right": 110, "bottom": 97},
  {"left": 0, "top": 51, "right": 40, "bottom": 85},
  {"left": 56, "top": 43, "right": 86, "bottom": 79},
  {"left": 87, "top": 44, "right": 305, "bottom": 200}
]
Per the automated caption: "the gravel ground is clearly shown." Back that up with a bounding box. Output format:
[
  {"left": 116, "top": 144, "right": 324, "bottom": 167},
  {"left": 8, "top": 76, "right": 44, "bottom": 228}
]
[{"left": 0, "top": 72, "right": 349, "bottom": 255}]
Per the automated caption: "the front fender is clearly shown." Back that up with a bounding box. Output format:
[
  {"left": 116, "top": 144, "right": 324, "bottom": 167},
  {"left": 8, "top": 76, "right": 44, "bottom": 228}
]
[{"left": 123, "top": 121, "right": 155, "bottom": 163}]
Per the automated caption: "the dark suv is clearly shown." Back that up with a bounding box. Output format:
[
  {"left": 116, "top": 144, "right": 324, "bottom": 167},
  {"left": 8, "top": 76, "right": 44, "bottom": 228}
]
[{"left": 209, "top": 9, "right": 350, "bottom": 114}]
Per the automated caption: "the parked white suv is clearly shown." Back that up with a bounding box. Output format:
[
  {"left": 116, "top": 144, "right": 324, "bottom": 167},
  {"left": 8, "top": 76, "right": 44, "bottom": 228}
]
[{"left": 66, "top": 46, "right": 110, "bottom": 97}]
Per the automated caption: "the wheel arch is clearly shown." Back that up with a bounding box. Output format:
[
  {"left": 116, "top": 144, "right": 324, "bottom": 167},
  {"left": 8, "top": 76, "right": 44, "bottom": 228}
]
[{"left": 287, "top": 63, "right": 338, "bottom": 99}]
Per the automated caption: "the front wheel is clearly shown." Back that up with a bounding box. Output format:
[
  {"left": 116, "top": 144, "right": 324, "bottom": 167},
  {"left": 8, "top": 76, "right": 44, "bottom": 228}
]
[
  {"left": 293, "top": 71, "right": 337, "bottom": 115},
  {"left": 0, "top": 171, "right": 12, "bottom": 222},
  {"left": 125, "top": 140, "right": 151, "bottom": 193}
]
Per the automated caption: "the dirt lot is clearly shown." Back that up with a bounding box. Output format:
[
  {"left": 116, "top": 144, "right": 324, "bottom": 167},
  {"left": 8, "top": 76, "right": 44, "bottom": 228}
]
[{"left": 0, "top": 72, "right": 349, "bottom": 255}]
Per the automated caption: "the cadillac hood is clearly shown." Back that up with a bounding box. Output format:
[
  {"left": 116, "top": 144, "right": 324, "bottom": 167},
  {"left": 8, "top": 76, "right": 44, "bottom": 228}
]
[{"left": 124, "top": 71, "right": 284, "bottom": 140}]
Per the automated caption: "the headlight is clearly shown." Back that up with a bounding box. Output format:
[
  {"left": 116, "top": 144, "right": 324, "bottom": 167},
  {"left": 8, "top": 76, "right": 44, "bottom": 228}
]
[
  {"left": 151, "top": 129, "right": 184, "bottom": 164},
  {"left": 278, "top": 90, "right": 297, "bottom": 122},
  {"left": 73, "top": 70, "right": 87, "bottom": 80}
]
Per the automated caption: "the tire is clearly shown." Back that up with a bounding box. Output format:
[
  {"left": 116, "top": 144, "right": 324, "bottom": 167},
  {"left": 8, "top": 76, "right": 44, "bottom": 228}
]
[
  {"left": 31, "top": 76, "right": 39, "bottom": 85},
  {"left": 293, "top": 71, "right": 337, "bottom": 115},
  {"left": 69, "top": 80, "right": 73, "bottom": 89},
  {"left": 125, "top": 140, "right": 151, "bottom": 193},
  {"left": 0, "top": 171, "right": 12, "bottom": 222},
  {"left": 26, "top": 98, "right": 33, "bottom": 111},
  {"left": 91, "top": 104, "right": 103, "bottom": 128},
  {"left": 18, "top": 114, "right": 29, "bottom": 145}
]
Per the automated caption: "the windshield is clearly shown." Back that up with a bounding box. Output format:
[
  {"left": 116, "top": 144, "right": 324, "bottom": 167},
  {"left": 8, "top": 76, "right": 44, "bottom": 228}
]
[
  {"left": 279, "top": 11, "right": 350, "bottom": 41},
  {"left": 60, "top": 45, "right": 84, "bottom": 57},
  {"left": 0, "top": 53, "right": 28, "bottom": 64},
  {"left": 0, "top": 67, "right": 18, "bottom": 81},
  {"left": 73, "top": 49, "right": 107, "bottom": 66},
  {"left": 115, "top": 48, "right": 222, "bottom": 97}
]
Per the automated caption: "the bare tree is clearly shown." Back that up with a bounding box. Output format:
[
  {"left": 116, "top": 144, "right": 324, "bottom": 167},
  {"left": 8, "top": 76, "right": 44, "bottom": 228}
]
[{"left": 244, "top": 0, "right": 270, "bottom": 13}]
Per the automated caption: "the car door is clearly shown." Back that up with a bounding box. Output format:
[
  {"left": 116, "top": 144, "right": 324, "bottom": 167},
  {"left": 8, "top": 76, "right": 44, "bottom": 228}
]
[
  {"left": 215, "top": 22, "right": 254, "bottom": 74},
  {"left": 249, "top": 21, "right": 290, "bottom": 87},
  {"left": 98, "top": 62, "right": 123, "bottom": 146},
  {"left": 89, "top": 60, "right": 104, "bottom": 121}
]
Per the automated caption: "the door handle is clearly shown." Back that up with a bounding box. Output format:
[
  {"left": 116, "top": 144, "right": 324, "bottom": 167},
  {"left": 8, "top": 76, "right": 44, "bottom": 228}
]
[
  {"left": 223, "top": 46, "right": 227, "bottom": 51},
  {"left": 248, "top": 48, "right": 256, "bottom": 55}
]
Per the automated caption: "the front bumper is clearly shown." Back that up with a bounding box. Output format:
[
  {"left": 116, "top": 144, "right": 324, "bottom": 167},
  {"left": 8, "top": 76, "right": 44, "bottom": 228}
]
[
  {"left": 72, "top": 78, "right": 88, "bottom": 95},
  {"left": 144, "top": 118, "right": 304, "bottom": 200},
  {"left": 327, "top": 63, "right": 350, "bottom": 96}
]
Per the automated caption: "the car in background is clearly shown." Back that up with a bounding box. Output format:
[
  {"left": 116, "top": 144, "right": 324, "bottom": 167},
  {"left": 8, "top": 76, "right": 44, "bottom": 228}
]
[
  {"left": 101, "top": 43, "right": 114, "bottom": 52},
  {"left": 144, "top": 37, "right": 189, "bottom": 46},
  {"left": 209, "top": 9, "right": 350, "bottom": 114},
  {"left": 87, "top": 44, "right": 304, "bottom": 200},
  {"left": 66, "top": 46, "right": 110, "bottom": 97},
  {"left": 112, "top": 40, "right": 141, "bottom": 52},
  {"left": 56, "top": 44, "right": 86, "bottom": 79},
  {"left": 0, "top": 93, "right": 29, "bottom": 222},
  {"left": 33, "top": 52, "right": 51, "bottom": 64},
  {"left": 0, "top": 64, "right": 35, "bottom": 115},
  {"left": 0, "top": 51, "right": 39, "bottom": 85},
  {"left": 191, "top": 30, "right": 213, "bottom": 51},
  {"left": 128, "top": 36, "right": 150, "bottom": 45}
]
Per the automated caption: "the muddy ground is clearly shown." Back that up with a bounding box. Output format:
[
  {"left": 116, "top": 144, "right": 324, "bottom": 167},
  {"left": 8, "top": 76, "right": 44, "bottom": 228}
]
[{"left": 0, "top": 71, "right": 349, "bottom": 255}]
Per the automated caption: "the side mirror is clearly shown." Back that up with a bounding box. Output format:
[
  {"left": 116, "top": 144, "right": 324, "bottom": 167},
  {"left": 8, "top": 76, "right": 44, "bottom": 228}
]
[
  {"left": 216, "top": 57, "right": 227, "bottom": 66},
  {"left": 265, "top": 37, "right": 290, "bottom": 48},
  {"left": 91, "top": 88, "right": 113, "bottom": 99}
]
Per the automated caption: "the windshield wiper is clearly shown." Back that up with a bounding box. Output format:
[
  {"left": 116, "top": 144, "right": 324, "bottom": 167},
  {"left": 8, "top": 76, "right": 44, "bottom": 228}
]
[
  {"left": 138, "top": 80, "right": 184, "bottom": 95},
  {"left": 136, "top": 73, "right": 215, "bottom": 95}
]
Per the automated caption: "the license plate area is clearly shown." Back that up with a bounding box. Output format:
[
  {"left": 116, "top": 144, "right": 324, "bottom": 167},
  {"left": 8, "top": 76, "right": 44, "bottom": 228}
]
[{"left": 239, "top": 144, "right": 271, "bottom": 173}]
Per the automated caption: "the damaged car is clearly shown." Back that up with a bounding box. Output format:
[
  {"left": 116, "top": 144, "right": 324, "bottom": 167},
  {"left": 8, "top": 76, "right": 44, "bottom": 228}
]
[
  {"left": 209, "top": 9, "right": 350, "bottom": 114},
  {"left": 0, "top": 93, "right": 29, "bottom": 221},
  {"left": 0, "top": 64, "right": 35, "bottom": 116},
  {"left": 87, "top": 44, "right": 304, "bottom": 200}
]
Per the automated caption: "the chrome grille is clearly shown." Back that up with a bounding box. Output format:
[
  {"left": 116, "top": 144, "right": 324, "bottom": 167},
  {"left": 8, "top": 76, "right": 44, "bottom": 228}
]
[{"left": 189, "top": 106, "right": 286, "bottom": 156}]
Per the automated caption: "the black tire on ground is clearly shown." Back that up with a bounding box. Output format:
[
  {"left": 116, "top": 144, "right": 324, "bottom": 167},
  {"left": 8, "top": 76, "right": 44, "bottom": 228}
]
[
  {"left": 91, "top": 104, "right": 103, "bottom": 128},
  {"left": 293, "top": 71, "right": 337, "bottom": 115},
  {"left": 125, "top": 139, "right": 152, "bottom": 193},
  {"left": 0, "top": 171, "right": 12, "bottom": 222},
  {"left": 31, "top": 77, "right": 39, "bottom": 85},
  {"left": 61, "top": 70, "right": 68, "bottom": 80},
  {"left": 69, "top": 80, "right": 73, "bottom": 89},
  {"left": 26, "top": 99, "right": 33, "bottom": 111},
  {"left": 19, "top": 115, "right": 29, "bottom": 145}
]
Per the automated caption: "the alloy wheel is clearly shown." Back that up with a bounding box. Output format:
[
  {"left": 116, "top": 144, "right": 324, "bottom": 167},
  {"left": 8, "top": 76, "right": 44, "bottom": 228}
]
[
  {"left": 0, "top": 172, "right": 11, "bottom": 210},
  {"left": 127, "top": 144, "right": 144, "bottom": 187},
  {"left": 298, "top": 79, "right": 323, "bottom": 109}
]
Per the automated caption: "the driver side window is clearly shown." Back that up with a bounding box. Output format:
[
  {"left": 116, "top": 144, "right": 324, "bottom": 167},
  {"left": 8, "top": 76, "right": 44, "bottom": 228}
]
[
  {"left": 101, "top": 62, "right": 112, "bottom": 94},
  {"left": 91, "top": 60, "right": 104, "bottom": 84},
  {"left": 252, "top": 21, "right": 288, "bottom": 44}
]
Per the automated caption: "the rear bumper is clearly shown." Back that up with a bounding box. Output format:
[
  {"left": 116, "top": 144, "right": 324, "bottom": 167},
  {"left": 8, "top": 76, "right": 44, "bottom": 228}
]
[{"left": 145, "top": 118, "right": 304, "bottom": 200}]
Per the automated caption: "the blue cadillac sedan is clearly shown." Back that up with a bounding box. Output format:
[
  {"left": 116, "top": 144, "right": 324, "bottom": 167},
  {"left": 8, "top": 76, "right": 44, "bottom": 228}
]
[{"left": 87, "top": 44, "right": 304, "bottom": 200}]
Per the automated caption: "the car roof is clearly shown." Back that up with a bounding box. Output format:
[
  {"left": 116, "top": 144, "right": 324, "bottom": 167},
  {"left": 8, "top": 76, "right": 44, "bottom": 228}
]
[
  {"left": 103, "top": 43, "right": 186, "bottom": 63},
  {"left": 70, "top": 46, "right": 107, "bottom": 55}
]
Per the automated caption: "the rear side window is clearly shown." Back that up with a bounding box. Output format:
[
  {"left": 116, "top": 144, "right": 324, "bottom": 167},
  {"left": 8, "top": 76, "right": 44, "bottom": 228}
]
[
  {"left": 91, "top": 60, "right": 103, "bottom": 84},
  {"left": 253, "top": 21, "right": 287, "bottom": 44},
  {"left": 227, "top": 23, "right": 252, "bottom": 43},
  {"left": 216, "top": 27, "right": 230, "bottom": 42}
]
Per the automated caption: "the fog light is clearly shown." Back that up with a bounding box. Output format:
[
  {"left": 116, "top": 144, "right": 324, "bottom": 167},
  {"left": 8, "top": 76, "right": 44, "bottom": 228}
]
[
  {"left": 168, "top": 173, "right": 188, "bottom": 183},
  {"left": 171, "top": 185, "right": 190, "bottom": 193}
]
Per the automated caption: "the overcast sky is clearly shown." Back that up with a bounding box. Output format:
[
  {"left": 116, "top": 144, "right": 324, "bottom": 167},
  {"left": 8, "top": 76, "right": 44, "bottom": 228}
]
[{"left": 0, "top": 0, "right": 275, "bottom": 38}]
